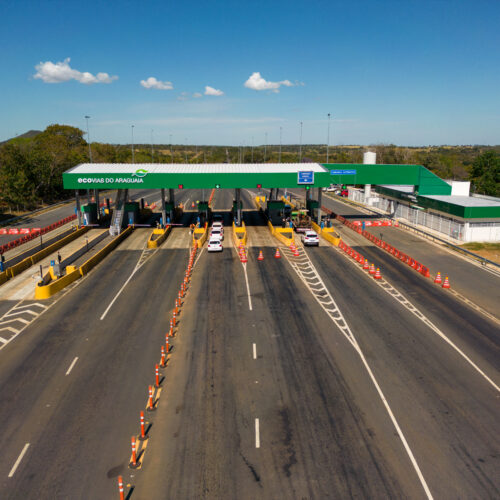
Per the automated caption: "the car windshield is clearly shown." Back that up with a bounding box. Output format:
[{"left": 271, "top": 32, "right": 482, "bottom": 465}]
[
  {"left": 209, "top": 239, "right": 219, "bottom": 245},
  {"left": 211, "top": 229, "right": 221, "bottom": 234}
]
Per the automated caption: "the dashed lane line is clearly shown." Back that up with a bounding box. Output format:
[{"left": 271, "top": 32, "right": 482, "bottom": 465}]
[
  {"left": 8, "top": 443, "right": 30, "bottom": 478},
  {"left": 281, "top": 243, "right": 434, "bottom": 500},
  {"left": 255, "top": 418, "right": 260, "bottom": 449},
  {"left": 65, "top": 357, "right": 79, "bottom": 376},
  {"left": 253, "top": 343, "right": 257, "bottom": 359}
]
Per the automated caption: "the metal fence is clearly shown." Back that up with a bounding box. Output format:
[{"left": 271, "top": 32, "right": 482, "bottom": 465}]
[{"left": 348, "top": 189, "right": 465, "bottom": 241}]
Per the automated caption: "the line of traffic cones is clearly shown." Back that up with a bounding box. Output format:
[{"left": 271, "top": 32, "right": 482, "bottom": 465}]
[{"left": 434, "top": 271, "right": 450, "bottom": 288}]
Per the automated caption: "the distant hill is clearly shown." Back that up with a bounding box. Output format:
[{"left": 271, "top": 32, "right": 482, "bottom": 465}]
[{"left": 0, "top": 130, "right": 42, "bottom": 145}]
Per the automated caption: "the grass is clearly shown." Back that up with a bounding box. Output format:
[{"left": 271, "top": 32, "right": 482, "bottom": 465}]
[{"left": 461, "top": 242, "right": 500, "bottom": 251}]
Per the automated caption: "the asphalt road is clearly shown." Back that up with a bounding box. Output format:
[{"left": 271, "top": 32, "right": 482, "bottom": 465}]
[{"left": 0, "top": 189, "right": 498, "bottom": 499}]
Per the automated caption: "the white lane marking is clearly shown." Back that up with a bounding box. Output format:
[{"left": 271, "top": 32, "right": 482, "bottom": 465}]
[
  {"left": 65, "top": 357, "right": 79, "bottom": 376},
  {"left": 100, "top": 243, "right": 157, "bottom": 320},
  {"left": 242, "top": 262, "right": 253, "bottom": 311},
  {"left": 0, "top": 336, "right": 7, "bottom": 344},
  {"left": 8, "top": 443, "right": 30, "bottom": 477},
  {"left": 100, "top": 267, "right": 140, "bottom": 320},
  {"left": 253, "top": 343, "right": 257, "bottom": 359},
  {"left": 255, "top": 418, "right": 260, "bottom": 448},
  {"left": 283, "top": 247, "right": 434, "bottom": 499}
]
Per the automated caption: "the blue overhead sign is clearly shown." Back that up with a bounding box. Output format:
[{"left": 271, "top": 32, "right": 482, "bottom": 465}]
[
  {"left": 297, "top": 171, "right": 314, "bottom": 184},
  {"left": 330, "top": 169, "right": 357, "bottom": 175}
]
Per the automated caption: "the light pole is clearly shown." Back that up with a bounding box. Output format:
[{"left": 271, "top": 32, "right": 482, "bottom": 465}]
[
  {"left": 169, "top": 134, "right": 173, "bottom": 163},
  {"left": 251, "top": 136, "right": 254, "bottom": 163},
  {"left": 264, "top": 132, "right": 268, "bottom": 162},
  {"left": 151, "top": 129, "right": 154, "bottom": 163},
  {"left": 326, "top": 113, "right": 331, "bottom": 163},
  {"left": 184, "top": 138, "right": 188, "bottom": 163},
  {"left": 85, "top": 116, "right": 92, "bottom": 162},
  {"left": 279, "top": 126, "right": 282, "bottom": 163},
  {"left": 131, "top": 125, "right": 135, "bottom": 163},
  {"left": 299, "top": 121, "right": 303, "bottom": 162}
]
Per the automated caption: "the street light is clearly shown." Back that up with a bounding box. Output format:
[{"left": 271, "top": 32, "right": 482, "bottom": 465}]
[
  {"left": 151, "top": 129, "right": 154, "bottom": 163},
  {"left": 251, "top": 136, "right": 254, "bottom": 163},
  {"left": 169, "top": 134, "right": 173, "bottom": 163},
  {"left": 279, "top": 126, "right": 282, "bottom": 163},
  {"left": 264, "top": 132, "right": 268, "bottom": 162},
  {"left": 326, "top": 113, "right": 331, "bottom": 163},
  {"left": 299, "top": 121, "right": 303, "bottom": 162},
  {"left": 131, "top": 125, "right": 135, "bottom": 163},
  {"left": 184, "top": 138, "right": 188, "bottom": 163},
  {"left": 85, "top": 116, "right": 92, "bottom": 162}
]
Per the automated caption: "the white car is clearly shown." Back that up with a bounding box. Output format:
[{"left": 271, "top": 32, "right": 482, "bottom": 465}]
[
  {"left": 207, "top": 238, "right": 223, "bottom": 252},
  {"left": 210, "top": 227, "right": 223, "bottom": 241},
  {"left": 302, "top": 230, "right": 319, "bottom": 246}
]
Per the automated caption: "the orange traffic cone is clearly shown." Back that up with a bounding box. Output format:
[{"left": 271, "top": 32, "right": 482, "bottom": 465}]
[
  {"left": 357, "top": 254, "right": 364, "bottom": 264},
  {"left": 442, "top": 276, "right": 450, "bottom": 289},
  {"left": 294, "top": 246, "right": 300, "bottom": 257},
  {"left": 434, "top": 272, "right": 442, "bottom": 284},
  {"left": 191, "top": 202, "right": 195, "bottom": 208},
  {"left": 258, "top": 250, "right": 264, "bottom": 261},
  {"left": 374, "top": 267, "right": 382, "bottom": 279},
  {"left": 369, "top": 263, "right": 376, "bottom": 275},
  {"left": 274, "top": 248, "right": 281, "bottom": 259},
  {"left": 363, "top": 259, "right": 369, "bottom": 270}
]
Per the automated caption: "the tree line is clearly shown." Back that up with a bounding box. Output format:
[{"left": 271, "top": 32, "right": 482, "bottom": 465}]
[{"left": 0, "top": 124, "right": 498, "bottom": 212}]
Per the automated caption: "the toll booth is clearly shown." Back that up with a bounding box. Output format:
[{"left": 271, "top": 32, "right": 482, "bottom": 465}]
[
  {"left": 81, "top": 203, "right": 98, "bottom": 225},
  {"left": 124, "top": 202, "right": 140, "bottom": 226},
  {"left": 197, "top": 201, "right": 211, "bottom": 225},
  {"left": 266, "top": 200, "right": 286, "bottom": 226},
  {"left": 306, "top": 199, "right": 319, "bottom": 221},
  {"left": 232, "top": 200, "right": 243, "bottom": 222}
]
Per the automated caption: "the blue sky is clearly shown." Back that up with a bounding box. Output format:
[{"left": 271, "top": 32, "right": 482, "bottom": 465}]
[{"left": 1, "top": 0, "right": 499, "bottom": 146}]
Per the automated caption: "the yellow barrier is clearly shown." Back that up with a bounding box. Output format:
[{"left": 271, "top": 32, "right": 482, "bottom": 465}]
[
  {"left": 267, "top": 220, "right": 294, "bottom": 246},
  {"left": 232, "top": 222, "right": 247, "bottom": 247},
  {"left": 7, "top": 257, "right": 32, "bottom": 278},
  {"left": 254, "top": 197, "right": 262, "bottom": 210},
  {"left": 310, "top": 220, "right": 341, "bottom": 246},
  {"left": 35, "top": 267, "right": 82, "bottom": 299},
  {"left": 79, "top": 226, "right": 133, "bottom": 276},
  {"left": 0, "top": 270, "right": 8, "bottom": 286},
  {"left": 281, "top": 196, "right": 296, "bottom": 210},
  {"left": 275, "top": 228, "right": 294, "bottom": 246},
  {"left": 192, "top": 224, "right": 208, "bottom": 248},
  {"left": 147, "top": 226, "right": 172, "bottom": 249}
]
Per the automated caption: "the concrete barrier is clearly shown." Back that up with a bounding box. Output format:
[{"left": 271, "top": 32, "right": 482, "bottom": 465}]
[
  {"left": 192, "top": 224, "right": 208, "bottom": 248},
  {"left": 232, "top": 222, "right": 247, "bottom": 246},
  {"left": 35, "top": 267, "right": 82, "bottom": 300},
  {"left": 6, "top": 257, "right": 33, "bottom": 278},
  {"left": 30, "top": 227, "right": 89, "bottom": 265},
  {"left": 0, "top": 270, "right": 8, "bottom": 286},
  {"left": 79, "top": 226, "right": 133, "bottom": 276},
  {"left": 147, "top": 226, "right": 171, "bottom": 249},
  {"left": 310, "top": 221, "right": 341, "bottom": 246},
  {"left": 275, "top": 228, "right": 294, "bottom": 246}
]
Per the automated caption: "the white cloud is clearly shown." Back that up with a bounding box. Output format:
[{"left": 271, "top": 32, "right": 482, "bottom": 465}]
[
  {"left": 177, "top": 92, "right": 190, "bottom": 101},
  {"left": 204, "top": 85, "right": 224, "bottom": 96},
  {"left": 244, "top": 72, "right": 302, "bottom": 93},
  {"left": 33, "top": 58, "right": 117, "bottom": 84},
  {"left": 193, "top": 92, "right": 202, "bottom": 98},
  {"left": 140, "top": 76, "right": 173, "bottom": 90}
]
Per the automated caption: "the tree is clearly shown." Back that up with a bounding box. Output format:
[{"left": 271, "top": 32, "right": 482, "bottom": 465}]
[{"left": 469, "top": 150, "right": 500, "bottom": 197}]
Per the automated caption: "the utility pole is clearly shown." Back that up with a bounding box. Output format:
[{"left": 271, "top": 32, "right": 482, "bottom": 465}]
[
  {"left": 151, "top": 129, "right": 154, "bottom": 163},
  {"left": 85, "top": 116, "right": 93, "bottom": 162},
  {"left": 184, "top": 138, "right": 188, "bottom": 163},
  {"left": 131, "top": 125, "right": 135, "bottom": 163},
  {"left": 299, "top": 121, "right": 303, "bottom": 162},
  {"left": 264, "top": 132, "right": 267, "bottom": 162},
  {"left": 279, "top": 126, "right": 282, "bottom": 163},
  {"left": 326, "top": 113, "right": 331, "bottom": 163},
  {"left": 251, "top": 136, "right": 254, "bottom": 163},
  {"left": 169, "top": 134, "right": 173, "bottom": 163}
]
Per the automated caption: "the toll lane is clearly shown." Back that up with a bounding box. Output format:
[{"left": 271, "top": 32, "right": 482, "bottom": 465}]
[
  {"left": 0, "top": 228, "right": 191, "bottom": 498},
  {"left": 133, "top": 228, "right": 426, "bottom": 499},
  {"left": 303, "top": 243, "right": 500, "bottom": 498}
]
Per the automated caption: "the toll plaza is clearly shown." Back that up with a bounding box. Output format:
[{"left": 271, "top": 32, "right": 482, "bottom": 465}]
[{"left": 62, "top": 162, "right": 453, "bottom": 234}]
